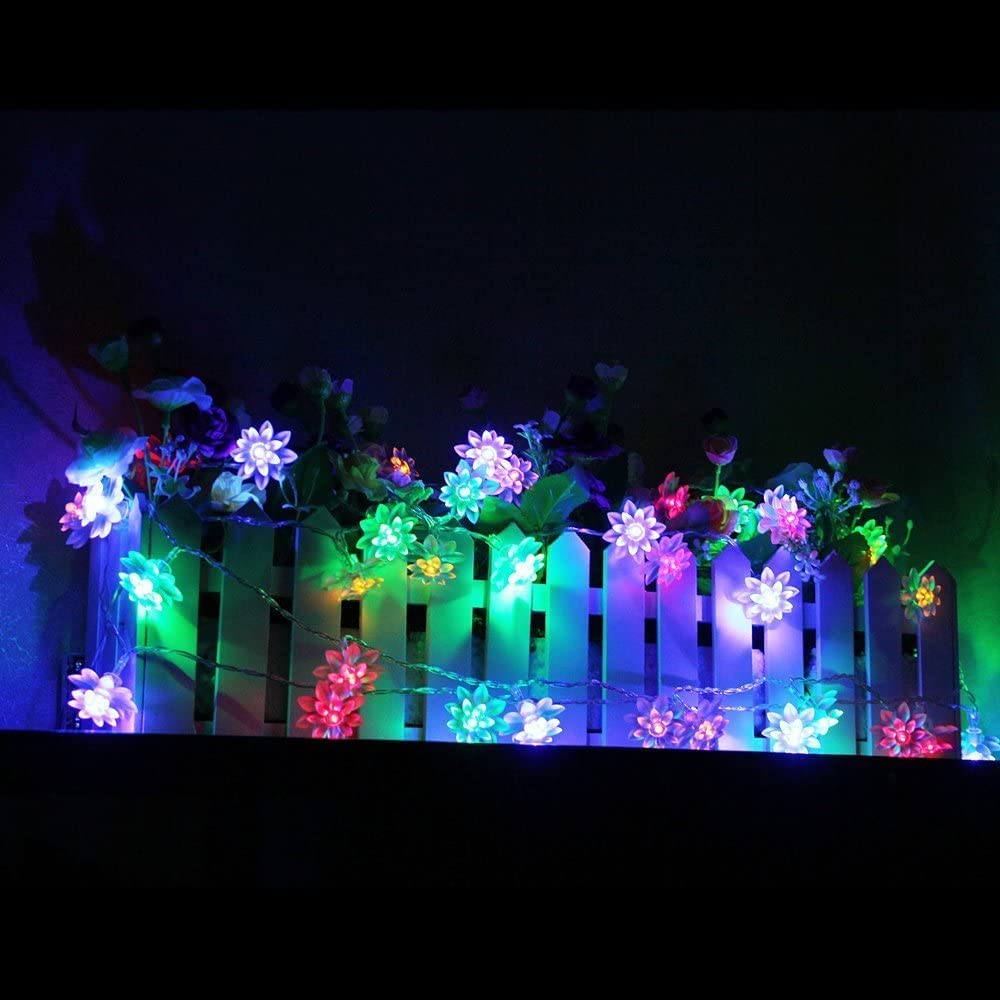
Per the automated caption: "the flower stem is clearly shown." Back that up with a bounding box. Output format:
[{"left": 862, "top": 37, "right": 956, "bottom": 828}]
[
  {"left": 122, "top": 374, "right": 156, "bottom": 508},
  {"left": 713, "top": 465, "right": 722, "bottom": 497}
]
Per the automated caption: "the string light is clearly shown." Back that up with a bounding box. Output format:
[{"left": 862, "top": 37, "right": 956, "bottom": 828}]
[{"left": 108, "top": 507, "right": 979, "bottom": 748}]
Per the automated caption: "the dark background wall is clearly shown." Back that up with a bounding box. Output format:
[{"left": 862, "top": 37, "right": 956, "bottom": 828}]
[{"left": 2, "top": 108, "right": 997, "bottom": 731}]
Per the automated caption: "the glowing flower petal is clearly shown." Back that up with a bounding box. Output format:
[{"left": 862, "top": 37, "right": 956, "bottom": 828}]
[
  {"left": 603, "top": 500, "right": 665, "bottom": 563},
  {"left": 231, "top": 421, "right": 298, "bottom": 491},
  {"left": 734, "top": 566, "right": 799, "bottom": 625},
  {"left": 67, "top": 668, "right": 137, "bottom": 729}
]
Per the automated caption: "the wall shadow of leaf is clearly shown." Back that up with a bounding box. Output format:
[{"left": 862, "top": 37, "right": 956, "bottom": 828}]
[
  {"left": 23, "top": 202, "right": 145, "bottom": 414},
  {"left": 18, "top": 479, "right": 89, "bottom": 661}
]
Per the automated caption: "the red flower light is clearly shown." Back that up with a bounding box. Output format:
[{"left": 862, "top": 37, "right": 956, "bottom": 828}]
[
  {"left": 872, "top": 701, "right": 958, "bottom": 758},
  {"left": 296, "top": 678, "right": 365, "bottom": 740},
  {"left": 654, "top": 472, "right": 690, "bottom": 521},
  {"left": 131, "top": 435, "right": 201, "bottom": 491}
]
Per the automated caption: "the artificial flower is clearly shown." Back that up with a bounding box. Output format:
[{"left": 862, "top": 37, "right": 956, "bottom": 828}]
[
  {"left": 734, "top": 566, "right": 800, "bottom": 625},
  {"left": 872, "top": 701, "right": 957, "bottom": 758},
  {"left": 74, "top": 478, "right": 128, "bottom": 540},
  {"left": 603, "top": 499, "right": 665, "bottom": 563},
  {"left": 296, "top": 678, "right": 364, "bottom": 739},
  {"left": 823, "top": 445, "right": 856, "bottom": 471},
  {"left": 67, "top": 668, "right": 137, "bottom": 728},
  {"left": 378, "top": 447, "right": 420, "bottom": 487},
  {"left": 672, "top": 497, "right": 739, "bottom": 537},
  {"left": 594, "top": 362, "right": 629, "bottom": 389},
  {"left": 173, "top": 404, "right": 240, "bottom": 460},
  {"left": 756, "top": 485, "right": 812, "bottom": 545},
  {"left": 962, "top": 711, "right": 1000, "bottom": 761},
  {"left": 491, "top": 536, "right": 545, "bottom": 591},
  {"left": 59, "top": 492, "right": 91, "bottom": 548},
  {"left": 680, "top": 696, "right": 729, "bottom": 750},
  {"left": 321, "top": 554, "right": 384, "bottom": 600},
  {"left": 118, "top": 550, "right": 183, "bottom": 616},
  {"left": 130, "top": 434, "right": 203, "bottom": 494},
  {"left": 628, "top": 695, "right": 684, "bottom": 749},
  {"left": 703, "top": 434, "right": 738, "bottom": 466},
  {"left": 439, "top": 459, "right": 498, "bottom": 524},
  {"left": 644, "top": 533, "right": 693, "bottom": 586},
  {"left": 715, "top": 484, "right": 756, "bottom": 537},
  {"left": 653, "top": 471, "right": 690, "bottom": 521},
  {"left": 446, "top": 683, "right": 509, "bottom": 744},
  {"left": 494, "top": 454, "right": 539, "bottom": 503},
  {"left": 88, "top": 335, "right": 129, "bottom": 373},
  {"left": 792, "top": 547, "right": 824, "bottom": 581},
  {"left": 65, "top": 428, "right": 143, "bottom": 487},
  {"left": 854, "top": 518, "right": 888, "bottom": 564},
  {"left": 454, "top": 429, "right": 514, "bottom": 480},
  {"left": 134, "top": 376, "right": 213, "bottom": 412},
  {"left": 356, "top": 502, "right": 417, "bottom": 561},
  {"left": 232, "top": 420, "right": 298, "bottom": 490},
  {"left": 298, "top": 366, "right": 334, "bottom": 400},
  {"left": 901, "top": 568, "right": 942, "bottom": 621},
  {"left": 336, "top": 450, "right": 387, "bottom": 499},
  {"left": 503, "top": 698, "right": 565, "bottom": 745},
  {"left": 407, "top": 534, "right": 463, "bottom": 586},
  {"left": 313, "top": 641, "right": 381, "bottom": 694},
  {"left": 762, "top": 702, "right": 823, "bottom": 754},
  {"left": 209, "top": 471, "right": 265, "bottom": 513}
]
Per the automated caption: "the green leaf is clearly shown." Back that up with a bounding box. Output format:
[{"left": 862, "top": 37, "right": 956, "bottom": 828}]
[
  {"left": 514, "top": 469, "right": 590, "bottom": 536},
  {"left": 294, "top": 444, "right": 335, "bottom": 510},
  {"left": 475, "top": 495, "right": 519, "bottom": 533}
]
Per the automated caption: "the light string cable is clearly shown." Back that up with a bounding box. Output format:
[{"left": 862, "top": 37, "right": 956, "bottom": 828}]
[{"left": 109, "top": 505, "right": 975, "bottom": 718}]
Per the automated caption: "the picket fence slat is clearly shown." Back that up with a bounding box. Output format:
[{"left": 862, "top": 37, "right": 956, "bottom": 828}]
[
  {"left": 359, "top": 556, "right": 407, "bottom": 741},
  {"left": 486, "top": 523, "right": 532, "bottom": 692},
  {"left": 863, "top": 558, "right": 906, "bottom": 755},
  {"left": 85, "top": 500, "right": 141, "bottom": 731},
  {"left": 288, "top": 508, "right": 342, "bottom": 738},
  {"left": 712, "top": 545, "right": 756, "bottom": 751},
  {"left": 140, "top": 501, "right": 201, "bottom": 734},
  {"left": 423, "top": 530, "right": 475, "bottom": 743},
  {"left": 214, "top": 519, "right": 275, "bottom": 735},
  {"left": 916, "top": 565, "right": 960, "bottom": 758},
  {"left": 601, "top": 549, "right": 646, "bottom": 748},
  {"left": 762, "top": 548, "right": 804, "bottom": 747},
  {"left": 814, "top": 553, "right": 858, "bottom": 754},
  {"left": 656, "top": 556, "right": 699, "bottom": 693},
  {"left": 544, "top": 532, "right": 590, "bottom": 745}
]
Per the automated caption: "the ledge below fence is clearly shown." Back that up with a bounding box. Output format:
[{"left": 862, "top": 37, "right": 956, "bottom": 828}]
[{"left": 1, "top": 732, "right": 996, "bottom": 887}]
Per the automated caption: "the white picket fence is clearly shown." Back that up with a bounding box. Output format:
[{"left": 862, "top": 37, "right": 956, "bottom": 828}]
[{"left": 84, "top": 500, "right": 961, "bottom": 755}]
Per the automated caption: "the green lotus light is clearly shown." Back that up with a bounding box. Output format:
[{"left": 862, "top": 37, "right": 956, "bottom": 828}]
[{"left": 118, "top": 550, "right": 183, "bottom": 618}]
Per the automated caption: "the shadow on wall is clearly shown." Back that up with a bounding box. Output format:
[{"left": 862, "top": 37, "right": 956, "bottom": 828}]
[
  {"left": 24, "top": 203, "right": 142, "bottom": 368},
  {"left": 17, "top": 480, "right": 88, "bottom": 726},
  {"left": 7, "top": 199, "right": 150, "bottom": 728}
]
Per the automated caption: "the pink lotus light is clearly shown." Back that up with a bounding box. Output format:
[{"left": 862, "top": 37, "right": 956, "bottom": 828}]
[
  {"left": 67, "top": 668, "right": 137, "bottom": 728},
  {"left": 454, "top": 429, "right": 514, "bottom": 480},
  {"left": 756, "top": 486, "right": 811, "bottom": 545},
  {"left": 644, "top": 533, "right": 693, "bottom": 586},
  {"left": 313, "top": 641, "right": 382, "bottom": 694}
]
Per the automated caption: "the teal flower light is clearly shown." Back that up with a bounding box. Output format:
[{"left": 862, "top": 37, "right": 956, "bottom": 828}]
[
  {"left": 439, "top": 459, "right": 498, "bottom": 524},
  {"left": 446, "top": 683, "right": 509, "bottom": 744},
  {"left": 490, "top": 536, "right": 545, "bottom": 591},
  {"left": 357, "top": 502, "right": 417, "bottom": 561},
  {"left": 118, "top": 550, "right": 183, "bottom": 617}
]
